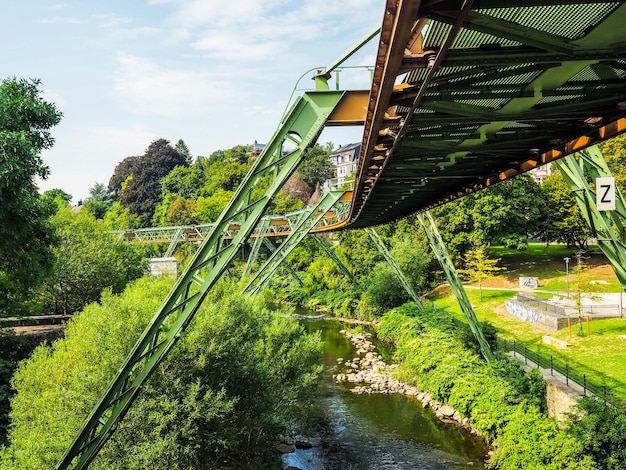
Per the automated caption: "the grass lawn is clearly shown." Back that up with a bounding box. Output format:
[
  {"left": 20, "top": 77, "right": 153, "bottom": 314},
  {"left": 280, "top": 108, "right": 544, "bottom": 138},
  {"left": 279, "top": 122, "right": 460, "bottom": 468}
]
[{"left": 426, "top": 243, "right": 626, "bottom": 402}]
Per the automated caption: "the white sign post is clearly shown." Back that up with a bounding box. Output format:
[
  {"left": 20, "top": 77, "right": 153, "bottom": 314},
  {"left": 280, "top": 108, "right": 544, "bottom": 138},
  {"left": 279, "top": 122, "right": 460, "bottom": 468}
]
[{"left": 596, "top": 177, "right": 616, "bottom": 211}]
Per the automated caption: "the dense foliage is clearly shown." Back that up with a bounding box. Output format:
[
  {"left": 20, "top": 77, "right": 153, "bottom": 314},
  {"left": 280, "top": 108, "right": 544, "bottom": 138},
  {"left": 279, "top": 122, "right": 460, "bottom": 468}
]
[
  {"left": 376, "top": 303, "right": 600, "bottom": 469},
  {"left": 539, "top": 171, "right": 592, "bottom": 249},
  {"left": 0, "top": 332, "right": 52, "bottom": 448},
  {"left": 0, "top": 77, "right": 62, "bottom": 314},
  {"left": 113, "top": 139, "right": 189, "bottom": 226},
  {"left": 432, "top": 174, "right": 545, "bottom": 256},
  {"left": 275, "top": 222, "right": 438, "bottom": 318},
  {"left": 1, "top": 278, "right": 322, "bottom": 469},
  {"left": 37, "top": 204, "right": 148, "bottom": 314}
]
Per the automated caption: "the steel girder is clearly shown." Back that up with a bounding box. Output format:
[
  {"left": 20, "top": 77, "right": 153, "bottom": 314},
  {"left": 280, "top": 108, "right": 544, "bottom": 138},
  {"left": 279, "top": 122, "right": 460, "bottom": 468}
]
[
  {"left": 57, "top": 90, "right": 344, "bottom": 469},
  {"left": 261, "top": 237, "right": 303, "bottom": 287},
  {"left": 243, "top": 217, "right": 271, "bottom": 277},
  {"left": 555, "top": 146, "right": 626, "bottom": 286},
  {"left": 365, "top": 227, "right": 425, "bottom": 312},
  {"left": 242, "top": 190, "right": 345, "bottom": 296},
  {"left": 417, "top": 211, "right": 495, "bottom": 363},
  {"left": 311, "top": 234, "right": 356, "bottom": 283}
]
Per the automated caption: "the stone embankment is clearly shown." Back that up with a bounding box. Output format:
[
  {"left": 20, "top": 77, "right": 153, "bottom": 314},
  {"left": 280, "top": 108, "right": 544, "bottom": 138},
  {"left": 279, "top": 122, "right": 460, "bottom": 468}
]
[{"left": 333, "top": 330, "right": 476, "bottom": 431}]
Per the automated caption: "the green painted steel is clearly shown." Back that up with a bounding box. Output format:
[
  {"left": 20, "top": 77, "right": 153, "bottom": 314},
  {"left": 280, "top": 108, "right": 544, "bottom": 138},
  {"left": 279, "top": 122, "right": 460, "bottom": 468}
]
[
  {"left": 261, "top": 237, "right": 303, "bottom": 287},
  {"left": 243, "top": 190, "right": 344, "bottom": 296},
  {"left": 555, "top": 146, "right": 626, "bottom": 286},
  {"left": 417, "top": 212, "right": 495, "bottom": 363},
  {"left": 311, "top": 233, "right": 356, "bottom": 283},
  {"left": 56, "top": 90, "right": 344, "bottom": 470},
  {"left": 243, "top": 217, "right": 271, "bottom": 277},
  {"left": 164, "top": 226, "right": 185, "bottom": 257},
  {"left": 365, "top": 227, "right": 425, "bottom": 312}
]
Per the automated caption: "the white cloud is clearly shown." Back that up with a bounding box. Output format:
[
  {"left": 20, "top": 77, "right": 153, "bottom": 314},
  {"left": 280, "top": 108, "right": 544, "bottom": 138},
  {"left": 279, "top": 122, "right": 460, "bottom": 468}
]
[
  {"left": 95, "top": 14, "right": 133, "bottom": 29},
  {"left": 113, "top": 52, "right": 238, "bottom": 117}
]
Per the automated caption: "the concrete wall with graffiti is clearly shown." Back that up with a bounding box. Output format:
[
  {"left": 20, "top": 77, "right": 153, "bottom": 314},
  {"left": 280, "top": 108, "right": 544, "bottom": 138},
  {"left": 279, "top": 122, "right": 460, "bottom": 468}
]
[{"left": 504, "top": 299, "right": 566, "bottom": 331}]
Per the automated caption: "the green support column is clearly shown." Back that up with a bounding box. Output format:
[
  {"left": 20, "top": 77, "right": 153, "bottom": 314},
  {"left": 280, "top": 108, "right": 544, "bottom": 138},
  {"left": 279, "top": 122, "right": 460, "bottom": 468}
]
[
  {"left": 164, "top": 226, "right": 185, "bottom": 257},
  {"left": 555, "top": 145, "right": 626, "bottom": 286},
  {"left": 261, "top": 237, "right": 303, "bottom": 287},
  {"left": 417, "top": 212, "right": 495, "bottom": 363},
  {"left": 243, "top": 190, "right": 344, "bottom": 296},
  {"left": 243, "top": 218, "right": 271, "bottom": 277},
  {"left": 366, "top": 227, "right": 425, "bottom": 312},
  {"left": 57, "top": 90, "right": 344, "bottom": 470},
  {"left": 311, "top": 233, "right": 356, "bottom": 283}
]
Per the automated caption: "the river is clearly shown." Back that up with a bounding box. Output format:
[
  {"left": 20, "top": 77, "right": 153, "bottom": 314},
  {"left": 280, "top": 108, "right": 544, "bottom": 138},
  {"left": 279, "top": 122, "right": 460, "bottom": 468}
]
[{"left": 283, "top": 318, "right": 488, "bottom": 470}]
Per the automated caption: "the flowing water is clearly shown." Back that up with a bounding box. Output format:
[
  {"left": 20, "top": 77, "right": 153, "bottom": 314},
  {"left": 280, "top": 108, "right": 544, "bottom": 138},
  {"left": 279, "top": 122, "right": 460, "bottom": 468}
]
[{"left": 283, "top": 318, "right": 488, "bottom": 470}]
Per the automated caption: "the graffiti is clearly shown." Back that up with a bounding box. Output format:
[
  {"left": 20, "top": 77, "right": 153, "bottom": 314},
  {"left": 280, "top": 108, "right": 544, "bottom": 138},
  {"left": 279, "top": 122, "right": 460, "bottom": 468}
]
[
  {"left": 505, "top": 300, "right": 543, "bottom": 325},
  {"left": 519, "top": 277, "right": 539, "bottom": 288}
]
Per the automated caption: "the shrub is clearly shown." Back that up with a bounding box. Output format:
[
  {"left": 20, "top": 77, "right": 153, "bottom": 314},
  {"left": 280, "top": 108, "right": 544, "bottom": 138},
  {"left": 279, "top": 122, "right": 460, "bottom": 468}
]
[
  {"left": 567, "top": 397, "right": 626, "bottom": 470},
  {"left": 1, "top": 277, "right": 322, "bottom": 469},
  {"left": 376, "top": 304, "right": 601, "bottom": 468}
]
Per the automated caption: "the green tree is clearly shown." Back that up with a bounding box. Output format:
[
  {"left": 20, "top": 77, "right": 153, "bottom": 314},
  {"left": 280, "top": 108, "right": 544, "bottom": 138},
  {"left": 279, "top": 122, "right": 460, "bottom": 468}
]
[
  {"left": 108, "top": 155, "right": 140, "bottom": 200},
  {"left": 202, "top": 159, "right": 250, "bottom": 195},
  {"left": 223, "top": 144, "right": 251, "bottom": 163},
  {"left": 38, "top": 206, "right": 148, "bottom": 314},
  {"left": 0, "top": 77, "right": 62, "bottom": 314},
  {"left": 570, "top": 258, "right": 599, "bottom": 337},
  {"left": 82, "top": 182, "right": 113, "bottom": 219},
  {"left": 600, "top": 134, "right": 626, "bottom": 196},
  {"left": 433, "top": 174, "right": 545, "bottom": 256},
  {"left": 41, "top": 188, "right": 72, "bottom": 206},
  {"left": 567, "top": 397, "right": 626, "bottom": 470},
  {"left": 174, "top": 138, "right": 192, "bottom": 165},
  {"left": 457, "top": 246, "right": 504, "bottom": 301},
  {"left": 152, "top": 194, "right": 197, "bottom": 226},
  {"left": 1, "top": 278, "right": 322, "bottom": 469},
  {"left": 194, "top": 189, "right": 234, "bottom": 223},
  {"left": 298, "top": 143, "right": 334, "bottom": 195},
  {"left": 102, "top": 201, "right": 141, "bottom": 230},
  {"left": 160, "top": 164, "right": 204, "bottom": 200},
  {"left": 540, "top": 171, "right": 592, "bottom": 249},
  {"left": 116, "top": 139, "right": 189, "bottom": 226}
]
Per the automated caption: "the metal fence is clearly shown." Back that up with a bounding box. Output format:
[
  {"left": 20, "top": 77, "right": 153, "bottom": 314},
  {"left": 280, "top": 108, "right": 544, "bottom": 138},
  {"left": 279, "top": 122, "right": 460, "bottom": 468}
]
[{"left": 500, "top": 338, "right": 625, "bottom": 408}]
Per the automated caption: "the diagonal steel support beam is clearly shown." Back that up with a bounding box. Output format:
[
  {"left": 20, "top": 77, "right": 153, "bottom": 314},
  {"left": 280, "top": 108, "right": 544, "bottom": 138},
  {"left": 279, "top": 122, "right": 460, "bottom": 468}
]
[
  {"left": 243, "top": 190, "right": 345, "bottom": 296},
  {"left": 366, "top": 227, "right": 425, "bottom": 312},
  {"left": 261, "top": 237, "right": 303, "bottom": 287},
  {"left": 417, "top": 211, "right": 495, "bottom": 363},
  {"left": 57, "top": 90, "right": 344, "bottom": 470},
  {"left": 311, "top": 234, "right": 356, "bottom": 283},
  {"left": 164, "top": 226, "right": 185, "bottom": 257},
  {"left": 243, "top": 218, "right": 271, "bottom": 277},
  {"left": 555, "top": 145, "right": 626, "bottom": 286}
]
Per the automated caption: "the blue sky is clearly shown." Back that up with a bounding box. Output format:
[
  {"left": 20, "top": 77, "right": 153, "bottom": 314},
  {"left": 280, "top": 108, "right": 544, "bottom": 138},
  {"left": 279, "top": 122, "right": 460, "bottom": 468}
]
[{"left": 2, "top": 1, "right": 381, "bottom": 203}]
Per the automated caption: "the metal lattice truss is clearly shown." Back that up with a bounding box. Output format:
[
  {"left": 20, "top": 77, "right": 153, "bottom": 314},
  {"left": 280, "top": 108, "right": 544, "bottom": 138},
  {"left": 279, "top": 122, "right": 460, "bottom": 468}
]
[
  {"left": 57, "top": 90, "right": 345, "bottom": 469},
  {"left": 347, "top": 0, "right": 626, "bottom": 228},
  {"left": 556, "top": 145, "right": 626, "bottom": 286},
  {"left": 111, "top": 192, "right": 352, "bottom": 258}
]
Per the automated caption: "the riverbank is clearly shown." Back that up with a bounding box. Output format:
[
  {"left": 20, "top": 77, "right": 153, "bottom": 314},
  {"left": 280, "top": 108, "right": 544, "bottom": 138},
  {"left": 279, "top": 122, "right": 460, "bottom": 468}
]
[
  {"left": 334, "top": 329, "right": 488, "bottom": 442},
  {"left": 283, "top": 316, "right": 489, "bottom": 469}
]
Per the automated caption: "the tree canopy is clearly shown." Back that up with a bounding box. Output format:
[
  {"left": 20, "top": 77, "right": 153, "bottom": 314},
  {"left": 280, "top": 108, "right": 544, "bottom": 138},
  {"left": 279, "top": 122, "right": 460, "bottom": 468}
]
[
  {"left": 0, "top": 77, "right": 62, "bottom": 314},
  {"left": 433, "top": 174, "right": 545, "bottom": 256},
  {"left": 1, "top": 279, "right": 322, "bottom": 469},
  {"left": 38, "top": 205, "right": 148, "bottom": 315},
  {"left": 540, "top": 171, "right": 592, "bottom": 249},
  {"left": 113, "top": 139, "right": 189, "bottom": 226}
]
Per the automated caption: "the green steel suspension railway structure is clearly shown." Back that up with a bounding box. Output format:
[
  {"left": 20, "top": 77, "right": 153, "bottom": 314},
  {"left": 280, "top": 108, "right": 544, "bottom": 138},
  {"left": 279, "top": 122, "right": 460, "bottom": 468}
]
[{"left": 59, "top": 1, "right": 626, "bottom": 467}]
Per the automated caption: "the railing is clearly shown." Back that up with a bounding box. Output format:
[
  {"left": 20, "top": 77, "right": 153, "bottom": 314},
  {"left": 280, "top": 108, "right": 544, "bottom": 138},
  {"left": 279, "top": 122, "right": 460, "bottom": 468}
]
[{"left": 501, "top": 338, "right": 624, "bottom": 408}]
